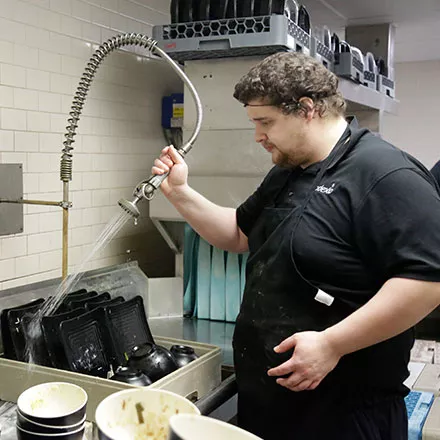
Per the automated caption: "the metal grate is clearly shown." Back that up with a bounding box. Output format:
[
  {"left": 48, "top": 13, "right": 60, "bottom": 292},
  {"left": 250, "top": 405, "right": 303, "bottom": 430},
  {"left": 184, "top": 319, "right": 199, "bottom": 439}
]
[
  {"left": 162, "top": 16, "right": 271, "bottom": 40},
  {"left": 287, "top": 20, "right": 310, "bottom": 48},
  {"left": 352, "top": 57, "right": 364, "bottom": 72},
  {"left": 166, "top": 46, "right": 290, "bottom": 62},
  {"left": 381, "top": 76, "right": 394, "bottom": 89},
  {"left": 364, "top": 71, "right": 375, "bottom": 82},
  {"left": 315, "top": 39, "right": 333, "bottom": 62}
]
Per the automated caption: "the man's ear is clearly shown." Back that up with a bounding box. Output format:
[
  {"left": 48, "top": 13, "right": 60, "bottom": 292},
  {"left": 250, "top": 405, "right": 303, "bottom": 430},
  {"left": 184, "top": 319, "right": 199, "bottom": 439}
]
[{"left": 298, "top": 97, "right": 315, "bottom": 120}]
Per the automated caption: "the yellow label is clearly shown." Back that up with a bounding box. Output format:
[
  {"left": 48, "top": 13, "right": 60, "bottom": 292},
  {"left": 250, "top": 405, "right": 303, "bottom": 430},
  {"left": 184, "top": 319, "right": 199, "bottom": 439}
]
[{"left": 173, "top": 104, "right": 184, "bottom": 118}]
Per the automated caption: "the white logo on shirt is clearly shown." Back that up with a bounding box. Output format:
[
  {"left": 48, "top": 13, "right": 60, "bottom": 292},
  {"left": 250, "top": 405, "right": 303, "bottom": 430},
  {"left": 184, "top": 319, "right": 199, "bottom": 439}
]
[{"left": 315, "top": 183, "right": 336, "bottom": 194}]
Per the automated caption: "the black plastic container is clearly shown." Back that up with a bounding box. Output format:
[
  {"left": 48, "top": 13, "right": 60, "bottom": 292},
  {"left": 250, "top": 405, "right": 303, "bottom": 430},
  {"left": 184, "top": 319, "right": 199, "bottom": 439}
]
[
  {"left": 41, "top": 308, "right": 85, "bottom": 369},
  {"left": 102, "top": 296, "right": 155, "bottom": 367},
  {"left": 59, "top": 308, "right": 112, "bottom": 377},
  {"left": 85, "top": 296, "right": 124, "bottom": 312},
  {"left": 16, "top": 408, "right": 85, "bottom": 434},
  {"left": 68, "top": 292, "right": 110, "bottom": 310},
  {"left": 66, "top": 289, "right": 87, "bottom": 297},
  {"left": 170, "top": 345, "right": 198, "bottom": 368},
  {"left": 16, "top": 424, "right": 85, "bottom": 440},
  {"left": 127, "top": 343, "right": 178, "bottom": 382},
  {"left": 61, "top": 291, "right": 98, "bottom": 310},
  {"left": 110, "top": 366, "right": 152, "bottom": 386},
  {"left": 20, "top": 315, "right": 50, "bottom": 366},
  {"left": 1, "top": 298, "right": 45, "bottom": 360},
  {"left": 17, "top": 382, "right": 87, "bottom": 427}
]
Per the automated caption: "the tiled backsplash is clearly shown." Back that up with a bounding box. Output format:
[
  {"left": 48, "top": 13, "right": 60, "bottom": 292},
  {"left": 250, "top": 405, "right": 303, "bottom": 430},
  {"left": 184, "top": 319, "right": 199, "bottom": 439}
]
[{"left": 0, "top": 0, "right": 179, "bottom": 289}]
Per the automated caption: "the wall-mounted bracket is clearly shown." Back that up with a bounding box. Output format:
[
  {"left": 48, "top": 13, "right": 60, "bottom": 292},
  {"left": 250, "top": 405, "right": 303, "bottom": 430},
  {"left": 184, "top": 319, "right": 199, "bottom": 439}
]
[{"left": 0, "top": 164, "right": 24, "bottom": 236}]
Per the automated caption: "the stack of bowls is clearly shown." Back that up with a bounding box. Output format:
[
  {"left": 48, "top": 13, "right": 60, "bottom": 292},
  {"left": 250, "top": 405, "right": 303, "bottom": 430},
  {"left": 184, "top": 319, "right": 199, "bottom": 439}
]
[{"left": 16, "top": 382, "right": 87, "bottom": 440}]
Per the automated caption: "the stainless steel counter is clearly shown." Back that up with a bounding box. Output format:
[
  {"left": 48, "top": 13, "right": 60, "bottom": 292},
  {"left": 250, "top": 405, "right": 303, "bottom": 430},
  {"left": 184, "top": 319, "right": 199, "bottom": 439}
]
[{"left": 149, "top": 317, "right": 235, "bottom": 366}]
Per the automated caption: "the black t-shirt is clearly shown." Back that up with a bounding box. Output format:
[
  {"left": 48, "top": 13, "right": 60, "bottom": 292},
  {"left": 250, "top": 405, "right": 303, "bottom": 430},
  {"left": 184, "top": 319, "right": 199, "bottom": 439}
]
[
  {"left": 236, "top": 119, "right": 440, "bottom": 390},
  {"left": 431, "top": 160, "right": 440, "bottom": 186}
]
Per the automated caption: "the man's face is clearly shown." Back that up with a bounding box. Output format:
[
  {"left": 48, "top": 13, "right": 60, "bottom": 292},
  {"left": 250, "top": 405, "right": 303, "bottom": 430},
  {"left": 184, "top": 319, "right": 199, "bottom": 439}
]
[{"left": 246, "top": 98, "right": 310, "bottom": 168}]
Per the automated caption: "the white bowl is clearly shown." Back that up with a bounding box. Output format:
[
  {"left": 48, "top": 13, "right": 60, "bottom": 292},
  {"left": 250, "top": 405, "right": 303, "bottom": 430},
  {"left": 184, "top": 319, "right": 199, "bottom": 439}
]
[
  {"left": 17, "top": 408, "right": 86, "bottom": 433},
  {"left": 16, "top": 423, "right": 85, "bottom": 440},
  {"left": 17, "top": 382, "right": 87, "bottom": 427},
  {"left": 95, "top": 388, "right": 200, "bottom": 440},
  {"left": 168, "top": 414, "right": 263, "bottom": 440}
]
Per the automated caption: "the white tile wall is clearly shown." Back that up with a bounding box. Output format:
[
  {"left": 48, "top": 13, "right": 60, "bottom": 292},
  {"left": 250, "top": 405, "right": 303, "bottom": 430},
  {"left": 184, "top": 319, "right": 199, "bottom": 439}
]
[
  {"left": 0, "top": 0, "right": 179, "bottom": 289},
  {"left": 0, "top": 130, "right": 14, "bottom": 151},
  {"left": 0, "top": 85, "right": 14, "bottom": 107}
]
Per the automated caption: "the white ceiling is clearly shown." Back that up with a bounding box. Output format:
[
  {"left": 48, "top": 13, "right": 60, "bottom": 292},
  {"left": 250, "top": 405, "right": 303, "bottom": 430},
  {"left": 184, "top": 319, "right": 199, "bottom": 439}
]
[{"left": 301, "top": 0, "right": 440, "bottom": 62}]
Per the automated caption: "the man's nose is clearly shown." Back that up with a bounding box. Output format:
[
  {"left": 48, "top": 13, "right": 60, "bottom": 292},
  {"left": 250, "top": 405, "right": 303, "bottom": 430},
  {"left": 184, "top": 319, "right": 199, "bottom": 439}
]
[{"left": 255, "top": 128, "right": 267, "bottom": 143}]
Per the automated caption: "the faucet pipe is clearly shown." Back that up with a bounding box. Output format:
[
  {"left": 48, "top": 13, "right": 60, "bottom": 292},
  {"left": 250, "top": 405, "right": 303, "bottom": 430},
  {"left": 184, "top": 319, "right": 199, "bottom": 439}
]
[
  {"left": 54, "top": 33, "right": 202, "bottom": 276},
  {"left": 0, "top": 199, "right": 70, "bottom": 208}
]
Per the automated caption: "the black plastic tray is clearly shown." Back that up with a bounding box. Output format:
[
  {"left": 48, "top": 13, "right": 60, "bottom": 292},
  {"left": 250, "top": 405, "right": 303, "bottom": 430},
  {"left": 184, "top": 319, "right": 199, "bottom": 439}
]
[
  {"left": 59, "top": 308, "right": 112, "bottom": 378},
  {"left": 41, "top": 308, "right": 85, "bottom": 369},
  {"left": 102, "top": 296, "right": 154, "bottom": 367},
  {"left": 85, "top": 296, "right": 124, "bottom": 312},
  {"left": 1, "top": 299, "right": 45, "bottom": 360},
  {"left": 55, "top": 291, "right": 98, "bottom": 314},
  {"left": 69, "top": 292, "right": 110, "bottom": 310}
]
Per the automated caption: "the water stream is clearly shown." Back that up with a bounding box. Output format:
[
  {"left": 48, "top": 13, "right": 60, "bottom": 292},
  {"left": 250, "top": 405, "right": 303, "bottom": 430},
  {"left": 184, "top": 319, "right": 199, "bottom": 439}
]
[{"left": 25, "top": 209, "right": 133, "bottom": 366}]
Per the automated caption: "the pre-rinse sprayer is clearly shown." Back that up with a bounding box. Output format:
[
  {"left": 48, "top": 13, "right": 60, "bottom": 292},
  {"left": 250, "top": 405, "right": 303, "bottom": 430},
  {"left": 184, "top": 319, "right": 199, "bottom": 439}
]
[
  {"left": 0, "top": 33, "right": 203, "bottom": 279},
  {"left": 61, "top": 33, "right": 203, "bottom": 221},
  {"left": 59, "top": 33, "right": 202, "bottom": 277}
]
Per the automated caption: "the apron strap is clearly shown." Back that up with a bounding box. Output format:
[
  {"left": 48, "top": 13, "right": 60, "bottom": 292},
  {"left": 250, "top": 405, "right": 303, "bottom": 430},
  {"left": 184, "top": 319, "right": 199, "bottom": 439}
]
[{"left": 288, "top": 133, "right": 353, "bottom": 290}]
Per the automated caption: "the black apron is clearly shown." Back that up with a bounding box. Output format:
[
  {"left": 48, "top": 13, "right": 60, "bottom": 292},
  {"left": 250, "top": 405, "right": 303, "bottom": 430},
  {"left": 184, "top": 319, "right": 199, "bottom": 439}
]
[{"left": 233, "top": 134, "right": 408, "bottom": 440}]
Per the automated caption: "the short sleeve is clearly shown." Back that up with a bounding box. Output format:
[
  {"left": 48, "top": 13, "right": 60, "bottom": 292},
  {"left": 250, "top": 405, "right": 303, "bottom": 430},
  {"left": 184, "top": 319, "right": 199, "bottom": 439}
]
[
  {"left": 354, "top": 168, "right": 440, "bottom": 282},
  {"left": 236, "top": 167, "right": 289, "bottom": 236},
  {"left": 431, "top": 160, "right": 440, "bottom": 186},
  {"left": 236, "top": 188, "right": 263, "bottom": 237}
]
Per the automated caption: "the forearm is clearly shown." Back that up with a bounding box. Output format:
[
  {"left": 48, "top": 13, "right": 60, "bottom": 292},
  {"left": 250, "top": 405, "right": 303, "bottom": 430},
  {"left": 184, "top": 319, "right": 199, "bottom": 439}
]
[
  {"left": 323, "top": 277, "right": 440, "bottom": 357},
  {"left": 166, "top": 184, "right": 248, "bottom": 253}
]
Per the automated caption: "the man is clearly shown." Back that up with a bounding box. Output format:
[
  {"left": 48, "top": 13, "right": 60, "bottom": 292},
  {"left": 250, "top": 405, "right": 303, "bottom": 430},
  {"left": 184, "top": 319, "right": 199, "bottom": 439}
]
[
  {"left": 152, "top": 52, "right": 440, "bottom": 439},
  {"left": 431, "top": 159, "right": 440, "bottom": 186}
]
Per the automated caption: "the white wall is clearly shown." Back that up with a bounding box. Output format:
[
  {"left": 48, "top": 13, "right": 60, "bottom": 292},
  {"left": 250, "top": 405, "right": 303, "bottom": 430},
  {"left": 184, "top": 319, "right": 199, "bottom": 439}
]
[
  {"left": 0, "top": 0, "right": 181, "bottom": 290},
  {"left": 382, "top": 60, "right": 440, "bottom": 169}
]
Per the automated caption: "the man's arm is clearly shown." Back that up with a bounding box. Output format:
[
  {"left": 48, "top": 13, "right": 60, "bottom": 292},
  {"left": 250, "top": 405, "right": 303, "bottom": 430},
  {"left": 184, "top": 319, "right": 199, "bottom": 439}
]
[
  {"left": 268, "top": 278, "right": 440, "bottom": 391},
  {"left": 152, "top": 146, "right": 248, "bottom": 253},
  {"left": 323, "top": 277, "right": 440, "bottom": 355},
  {"left": 167, "top": 184, "right": 249, "bottom": 253}
]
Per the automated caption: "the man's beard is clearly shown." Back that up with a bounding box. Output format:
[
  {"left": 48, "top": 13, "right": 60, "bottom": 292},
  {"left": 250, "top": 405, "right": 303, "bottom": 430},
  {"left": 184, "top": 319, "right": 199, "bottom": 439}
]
[{"left": 272, "top": 149, "right": 297, "bottom": 168}]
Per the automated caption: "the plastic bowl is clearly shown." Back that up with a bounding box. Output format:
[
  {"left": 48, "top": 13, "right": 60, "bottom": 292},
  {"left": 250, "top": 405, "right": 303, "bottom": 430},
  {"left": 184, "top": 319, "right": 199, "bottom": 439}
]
[
  {"left": 16, "top": 408, "right": 86, "bottom": 434},
  {"left": 168, "top": 414, "right": 263, "bottom": 440},
  {"left": 16, "top": 423, "right": 85, "bottom": 440},
  {"left": 95, "top": 388, "right": 200, "bottom": 440},
  {"left": 17, "top": 382, "right": 87, "bottom": 427}
]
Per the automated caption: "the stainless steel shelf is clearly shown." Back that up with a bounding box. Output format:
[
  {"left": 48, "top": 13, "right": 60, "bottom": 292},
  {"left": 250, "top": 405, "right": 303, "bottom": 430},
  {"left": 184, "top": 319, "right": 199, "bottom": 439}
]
[{"left": 338, "top": 77, "right": 398, "bottom": 115}]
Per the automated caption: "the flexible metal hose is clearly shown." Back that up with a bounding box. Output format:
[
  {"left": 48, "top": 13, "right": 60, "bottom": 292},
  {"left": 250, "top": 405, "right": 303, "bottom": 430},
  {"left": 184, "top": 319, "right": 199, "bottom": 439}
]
[
  {"left": 60, "top": 32, "right": 203, "bottom": 219},
  {"left": 60, "top": 33, "right": 159, "bottom": 182}
]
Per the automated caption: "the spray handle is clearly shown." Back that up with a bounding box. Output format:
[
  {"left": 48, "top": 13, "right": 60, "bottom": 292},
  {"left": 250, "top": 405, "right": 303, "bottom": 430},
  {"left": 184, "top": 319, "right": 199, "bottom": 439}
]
[{"left": 136, "top": 147, "right": 187, "bottom": 200}]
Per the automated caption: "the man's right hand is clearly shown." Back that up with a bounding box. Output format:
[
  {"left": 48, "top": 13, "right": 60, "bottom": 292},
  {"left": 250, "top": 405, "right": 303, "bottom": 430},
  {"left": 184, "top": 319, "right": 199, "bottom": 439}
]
[{"left": 151, "top": 146, "right": 189, "bottom": 197}]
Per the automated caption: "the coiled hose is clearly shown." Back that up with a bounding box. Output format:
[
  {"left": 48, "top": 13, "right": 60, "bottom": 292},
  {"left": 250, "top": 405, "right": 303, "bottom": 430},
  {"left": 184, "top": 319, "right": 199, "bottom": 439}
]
[
  {"left": 60, "top": 32, "right": 203, "bottom": 189},
  {"left": 60, "top": 33, "right": 160, "bottom": 182}
]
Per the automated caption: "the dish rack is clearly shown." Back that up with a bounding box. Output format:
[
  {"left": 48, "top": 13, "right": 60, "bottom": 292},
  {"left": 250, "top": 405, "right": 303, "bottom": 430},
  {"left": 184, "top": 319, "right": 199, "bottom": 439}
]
[
  {"left": 0, "top": 336, "right": 221, "bottom": 423},
  {"left": 152, "top": 14, "right": 312, "bottom": 62},
  {"left": 0, "top": 263, "right": 222, "bottom": 422}
]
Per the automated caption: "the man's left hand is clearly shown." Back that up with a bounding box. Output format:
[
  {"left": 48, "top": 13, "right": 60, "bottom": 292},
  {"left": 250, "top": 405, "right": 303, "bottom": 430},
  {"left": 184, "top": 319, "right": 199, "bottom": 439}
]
[{"left": 267, "top": 331, "right": 341, "bottom": 392}]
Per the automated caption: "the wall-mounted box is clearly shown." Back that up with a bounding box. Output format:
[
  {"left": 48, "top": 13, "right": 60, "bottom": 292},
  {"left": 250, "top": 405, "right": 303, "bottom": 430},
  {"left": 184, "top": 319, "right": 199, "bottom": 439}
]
[{"left": 0, "top": 164, "right": 23, "bottom": 237}]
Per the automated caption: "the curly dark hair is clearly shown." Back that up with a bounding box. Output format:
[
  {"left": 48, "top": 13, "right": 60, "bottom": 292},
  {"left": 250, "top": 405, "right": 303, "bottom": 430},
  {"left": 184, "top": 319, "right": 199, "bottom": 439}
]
[{"left": 233, "top": 51, "right": 346, "bottom": 118}]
